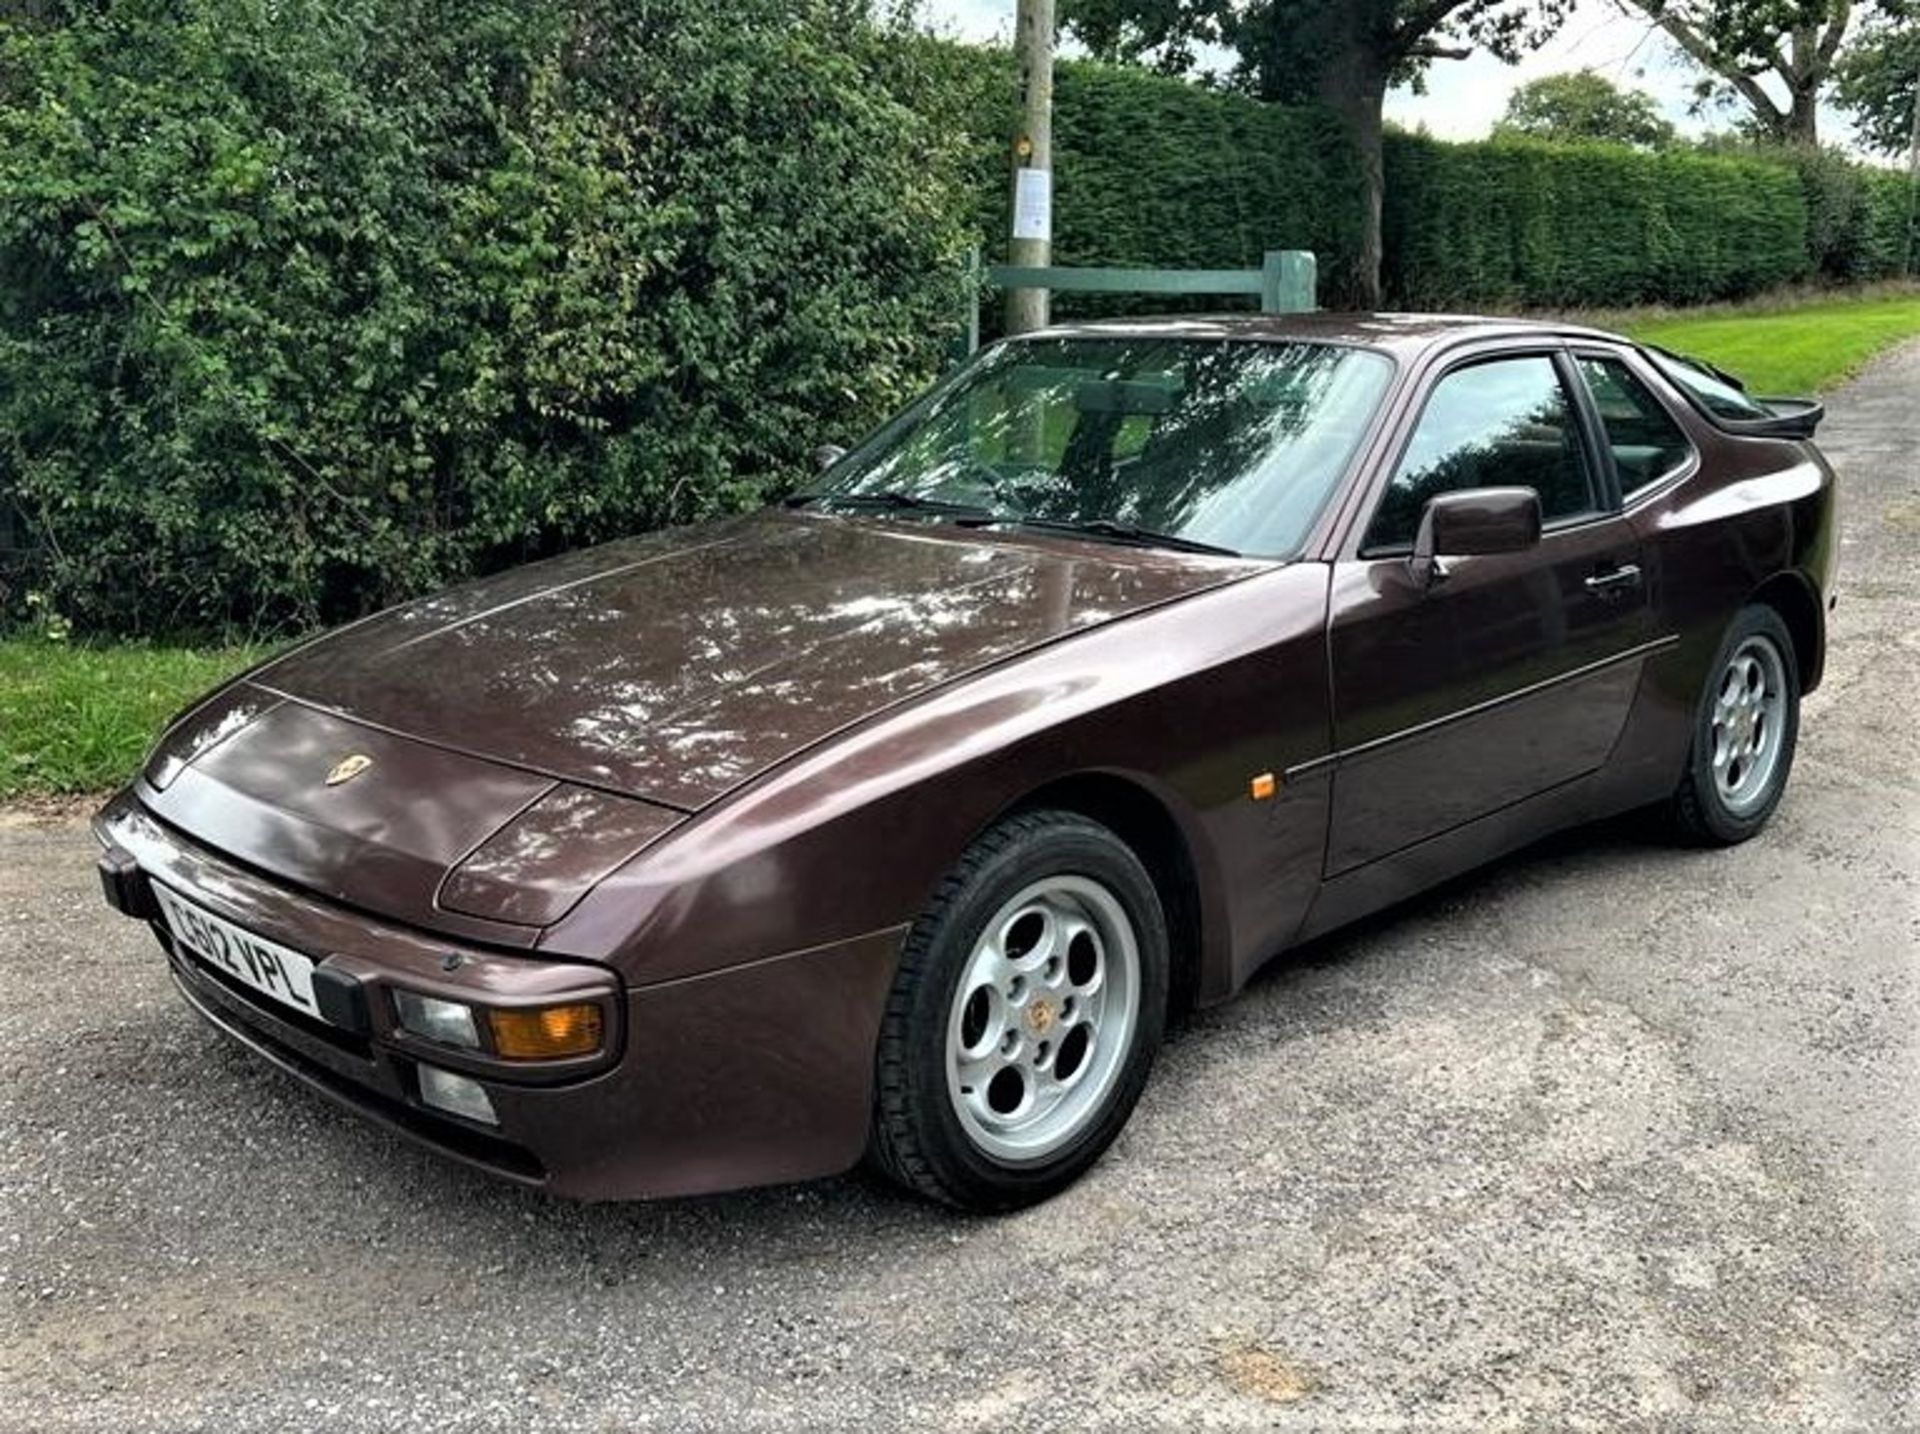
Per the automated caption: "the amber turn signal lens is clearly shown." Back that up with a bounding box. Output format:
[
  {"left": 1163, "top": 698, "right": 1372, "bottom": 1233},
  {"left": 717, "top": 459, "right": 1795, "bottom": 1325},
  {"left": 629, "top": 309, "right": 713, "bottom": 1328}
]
[{"left": 487, "top": 1002, "right": 604, "bottom": 1060}]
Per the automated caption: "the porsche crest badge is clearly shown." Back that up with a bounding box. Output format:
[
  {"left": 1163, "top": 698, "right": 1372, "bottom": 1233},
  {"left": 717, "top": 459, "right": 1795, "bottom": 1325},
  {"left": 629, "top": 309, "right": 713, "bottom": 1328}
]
[{"left": 325, "top": 753, "right": 373, "bottom": 787}]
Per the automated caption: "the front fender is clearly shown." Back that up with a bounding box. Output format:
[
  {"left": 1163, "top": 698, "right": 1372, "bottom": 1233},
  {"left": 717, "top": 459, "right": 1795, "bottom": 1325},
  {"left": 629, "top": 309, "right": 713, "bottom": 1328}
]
[{"left": 539, "top": 563, "right": 1337, "bottom": 1003}]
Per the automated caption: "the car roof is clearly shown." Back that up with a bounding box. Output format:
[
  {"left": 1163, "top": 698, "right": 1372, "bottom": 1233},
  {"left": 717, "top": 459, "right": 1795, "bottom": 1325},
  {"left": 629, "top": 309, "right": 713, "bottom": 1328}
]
[{"left": 1019, "top": 312, "right": 1628, "bottom": 360}]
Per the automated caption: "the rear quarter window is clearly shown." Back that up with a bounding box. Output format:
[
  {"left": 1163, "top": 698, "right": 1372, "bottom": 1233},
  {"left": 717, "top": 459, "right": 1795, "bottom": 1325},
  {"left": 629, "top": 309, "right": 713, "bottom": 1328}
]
[
  {"left": 1577, "top": 356, "right": 1695, "bottom": 500},
  {"left": 1646, "top": 349, "right": 1772, "bottom": 422}
]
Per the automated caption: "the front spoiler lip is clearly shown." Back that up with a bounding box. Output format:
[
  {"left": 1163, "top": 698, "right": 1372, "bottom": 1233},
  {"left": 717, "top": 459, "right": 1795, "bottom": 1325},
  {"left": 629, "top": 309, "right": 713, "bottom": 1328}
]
[{"left": 167, "top": 949, "right": 548, "bottom": 1187}]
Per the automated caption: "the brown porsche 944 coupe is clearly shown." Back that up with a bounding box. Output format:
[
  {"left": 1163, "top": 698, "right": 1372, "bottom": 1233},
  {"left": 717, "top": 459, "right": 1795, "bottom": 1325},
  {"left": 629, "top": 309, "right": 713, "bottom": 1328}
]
[{"left": 97, "top": 315, "right": 1835, "bottom": 1211}]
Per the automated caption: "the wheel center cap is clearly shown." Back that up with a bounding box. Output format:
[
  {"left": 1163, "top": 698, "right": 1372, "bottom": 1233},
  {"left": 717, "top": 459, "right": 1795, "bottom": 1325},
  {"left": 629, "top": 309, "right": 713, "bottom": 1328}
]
[{"left": 1027, "top": 999, "right": 1056, "bottom": 1035}]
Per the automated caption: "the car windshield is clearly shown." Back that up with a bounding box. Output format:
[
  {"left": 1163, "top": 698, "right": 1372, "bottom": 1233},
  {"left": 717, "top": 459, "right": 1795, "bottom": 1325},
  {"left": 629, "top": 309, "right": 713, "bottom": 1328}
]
[{"left": 798, "top": 336, "right": 1395, "bottom": 558}]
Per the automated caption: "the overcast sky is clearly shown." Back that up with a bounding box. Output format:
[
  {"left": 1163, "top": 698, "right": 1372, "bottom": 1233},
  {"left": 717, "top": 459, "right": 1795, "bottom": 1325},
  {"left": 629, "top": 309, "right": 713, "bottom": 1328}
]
[{"left": 918, "top": 0, "right": 1866, "bottom": 149}]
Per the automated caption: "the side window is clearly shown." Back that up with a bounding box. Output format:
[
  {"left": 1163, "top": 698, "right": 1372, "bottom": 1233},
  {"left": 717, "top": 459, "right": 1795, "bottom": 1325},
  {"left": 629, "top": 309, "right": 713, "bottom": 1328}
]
[
  {"left": 1647, "top": 349, "right": 1771, "bottom": 421},
  {"left": 1365, "top": 356, "right": 1595, "bottom": 552},
  {"left": 1577, "top": 356, "right": 1695, "bottom": 498}
]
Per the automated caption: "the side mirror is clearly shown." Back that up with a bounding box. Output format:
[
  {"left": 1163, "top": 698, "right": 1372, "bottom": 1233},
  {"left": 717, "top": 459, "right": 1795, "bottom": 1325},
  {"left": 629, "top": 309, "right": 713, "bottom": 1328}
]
[
  {"left": 1410, "top": 487, "right": 1542, "bottom": 587},
  {"left": 813, "top": 444, "right": 847, "bottom": 472}
]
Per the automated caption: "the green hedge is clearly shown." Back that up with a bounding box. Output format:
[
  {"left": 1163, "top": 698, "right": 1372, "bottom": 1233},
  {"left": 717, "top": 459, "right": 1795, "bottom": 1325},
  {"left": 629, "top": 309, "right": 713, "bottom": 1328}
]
[
  {"left": 911, "top": 53, "right": 1365, "bottom": 323},
  {"left": 1381, "top": 134, "right": 1813, "bottom": 308},
  {"left": 0, "top": 0, "right": 971, "bottom": 636},
  {"left": 945, "top": 60, "right": 1873, "bottom": 317},
  {"left": 1822, "top": 158, "right": 1919, "bottom": 280},
  {"left": 1862, "top": 168, "right": 1920, "bottom": 277},
  {"left": 1042, "top": 63, "right": 1365, "bottom": 281}
]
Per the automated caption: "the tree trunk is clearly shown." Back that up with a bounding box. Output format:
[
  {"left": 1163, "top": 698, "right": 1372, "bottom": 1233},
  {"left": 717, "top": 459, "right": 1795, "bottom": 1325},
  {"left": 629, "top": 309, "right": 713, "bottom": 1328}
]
[
  {"left": 1781, "top": 24, "right": 1821, "bottom": 146},
  {"left": 1785, "top": 79, "right": 1821, "bottom": 146},
  {"left": 1244, "top": 0, "right": 1394, "bottom": 309},
  {"left": 1313, "top": 45, "right": 1389, "bottom": 309}
]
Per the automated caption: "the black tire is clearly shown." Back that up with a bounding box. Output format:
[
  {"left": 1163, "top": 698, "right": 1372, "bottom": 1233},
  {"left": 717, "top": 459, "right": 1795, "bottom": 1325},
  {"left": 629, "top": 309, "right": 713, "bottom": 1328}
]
[
  {"left": 1666, "top": 604, "right": 1800, "bottom": 846},
  {"left": 869, "top": 810, "right": 1169, "bottom": 1212}
]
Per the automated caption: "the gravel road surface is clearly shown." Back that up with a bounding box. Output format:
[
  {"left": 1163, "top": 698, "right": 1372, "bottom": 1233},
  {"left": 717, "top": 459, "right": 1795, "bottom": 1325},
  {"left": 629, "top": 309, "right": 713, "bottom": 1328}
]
[{"left": 4, "top": 345, "right": 1917, "bottom": 1432}]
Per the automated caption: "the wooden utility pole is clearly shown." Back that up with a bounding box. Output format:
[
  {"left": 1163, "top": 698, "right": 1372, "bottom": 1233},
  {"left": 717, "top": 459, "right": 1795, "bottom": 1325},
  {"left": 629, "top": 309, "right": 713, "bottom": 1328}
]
[{"left": 1005, "top": 0, "right": 1055, "bottom": 335}]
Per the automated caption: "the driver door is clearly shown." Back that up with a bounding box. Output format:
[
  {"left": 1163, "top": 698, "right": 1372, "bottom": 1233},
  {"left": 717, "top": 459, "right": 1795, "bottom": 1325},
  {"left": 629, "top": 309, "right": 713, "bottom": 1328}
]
[{"left": 1324, "top": 348, "right": 1652, "bottom": 874}]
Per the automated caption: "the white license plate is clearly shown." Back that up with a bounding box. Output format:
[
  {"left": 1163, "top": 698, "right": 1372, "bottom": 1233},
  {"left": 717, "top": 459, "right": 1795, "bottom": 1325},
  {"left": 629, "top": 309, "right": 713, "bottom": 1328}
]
[{"left": 153, "top": 883, "right": 329, "bottom": 1025}]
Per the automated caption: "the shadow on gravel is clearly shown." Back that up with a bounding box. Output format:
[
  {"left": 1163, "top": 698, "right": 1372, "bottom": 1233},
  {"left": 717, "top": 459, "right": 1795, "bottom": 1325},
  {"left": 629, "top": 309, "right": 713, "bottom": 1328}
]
[{"left": 1225, "top": 809, "right": 1681, "bottom": 998}]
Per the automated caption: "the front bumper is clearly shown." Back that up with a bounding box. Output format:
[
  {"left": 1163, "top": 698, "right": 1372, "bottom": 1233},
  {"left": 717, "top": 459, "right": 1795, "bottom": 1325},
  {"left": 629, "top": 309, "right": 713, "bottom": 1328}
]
[{"left": 95, "top": 792, "right": 903, "bottom": 1200}]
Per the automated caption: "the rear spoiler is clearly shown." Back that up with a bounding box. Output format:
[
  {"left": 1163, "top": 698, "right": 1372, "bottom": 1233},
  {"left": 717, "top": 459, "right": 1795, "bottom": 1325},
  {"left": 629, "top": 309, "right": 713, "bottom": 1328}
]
[
  {"left": 1645, "top": 344, "right": 1825, "bottom": 439},
  {"left": 1729, "top": 396, "right": 1825, "bottom": 440}
]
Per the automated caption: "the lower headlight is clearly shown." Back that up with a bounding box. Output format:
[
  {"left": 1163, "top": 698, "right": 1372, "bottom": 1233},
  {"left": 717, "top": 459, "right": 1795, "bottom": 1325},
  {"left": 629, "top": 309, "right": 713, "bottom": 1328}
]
[{"left": 417, "top": 1064, "right": 497, "bottom": 1125}]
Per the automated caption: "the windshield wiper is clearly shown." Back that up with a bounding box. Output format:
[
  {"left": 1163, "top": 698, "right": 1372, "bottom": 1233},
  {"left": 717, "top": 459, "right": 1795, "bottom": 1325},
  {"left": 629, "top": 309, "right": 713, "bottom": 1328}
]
[
  {"left": 790, "top": 493, "right": 1242, "bottom": 557},
  {"left": 785, "top": 490, "right": 998, "bottom": 521},
  {"left": 969, "top": 514, "right": 1242, "bottom": 558}
]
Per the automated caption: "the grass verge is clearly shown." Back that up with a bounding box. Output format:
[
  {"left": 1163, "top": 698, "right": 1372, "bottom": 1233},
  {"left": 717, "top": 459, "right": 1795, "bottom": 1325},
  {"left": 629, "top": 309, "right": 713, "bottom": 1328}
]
[
  {"left": 1609, "top": 288, "right": 1920, "bottom": 396},
  {"left": 0, "top": 640, "right": 262, "bottom": 800}
]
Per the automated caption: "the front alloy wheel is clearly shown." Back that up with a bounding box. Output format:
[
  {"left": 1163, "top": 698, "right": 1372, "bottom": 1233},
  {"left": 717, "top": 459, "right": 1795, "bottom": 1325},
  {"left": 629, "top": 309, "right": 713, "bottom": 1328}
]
[
  {"left": 945, "top": 875, "right": 1141, "bottom": 1165},
  {"left": 870, "top": 811, "right": 1169, "bottom": 1211}
]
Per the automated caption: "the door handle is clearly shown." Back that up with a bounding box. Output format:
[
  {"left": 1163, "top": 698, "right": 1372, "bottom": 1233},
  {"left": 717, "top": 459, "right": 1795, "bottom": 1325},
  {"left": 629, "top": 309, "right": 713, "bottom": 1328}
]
[{"left": 1584, "top": 563, "right": 1643, "bottom": 596}]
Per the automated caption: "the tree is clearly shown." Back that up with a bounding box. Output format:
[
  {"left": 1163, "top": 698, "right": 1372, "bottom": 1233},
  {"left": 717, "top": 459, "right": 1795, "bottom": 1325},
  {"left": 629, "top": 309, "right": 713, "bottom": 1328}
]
[
  {"left": 1061, "top": 1, "right": 1573, "bottom": 307},
  {"left": 1834, "top": 4, "right": 1919, "bottom": 155},
  {"left": 1613, "top": 1, "right": 1860, "bottom": 146},
  {"left": 1494, "top": 69, "right": 1678, "bottom": 144}
]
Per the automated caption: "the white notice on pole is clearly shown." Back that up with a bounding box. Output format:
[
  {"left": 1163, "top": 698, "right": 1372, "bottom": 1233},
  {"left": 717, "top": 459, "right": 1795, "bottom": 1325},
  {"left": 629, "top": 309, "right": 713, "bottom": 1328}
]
[{"left": 1011, "top": 167, "right": 1052, "bottom": 243}]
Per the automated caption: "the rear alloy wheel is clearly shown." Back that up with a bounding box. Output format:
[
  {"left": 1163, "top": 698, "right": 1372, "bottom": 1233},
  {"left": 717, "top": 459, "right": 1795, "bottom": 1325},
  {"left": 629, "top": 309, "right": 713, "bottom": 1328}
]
[
  {"left": 1668, "top": 604, "right": 1800, "bottom": 845},
  {"left": 870, "top": 811, "right": 1169, "bottom": 1211}
]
